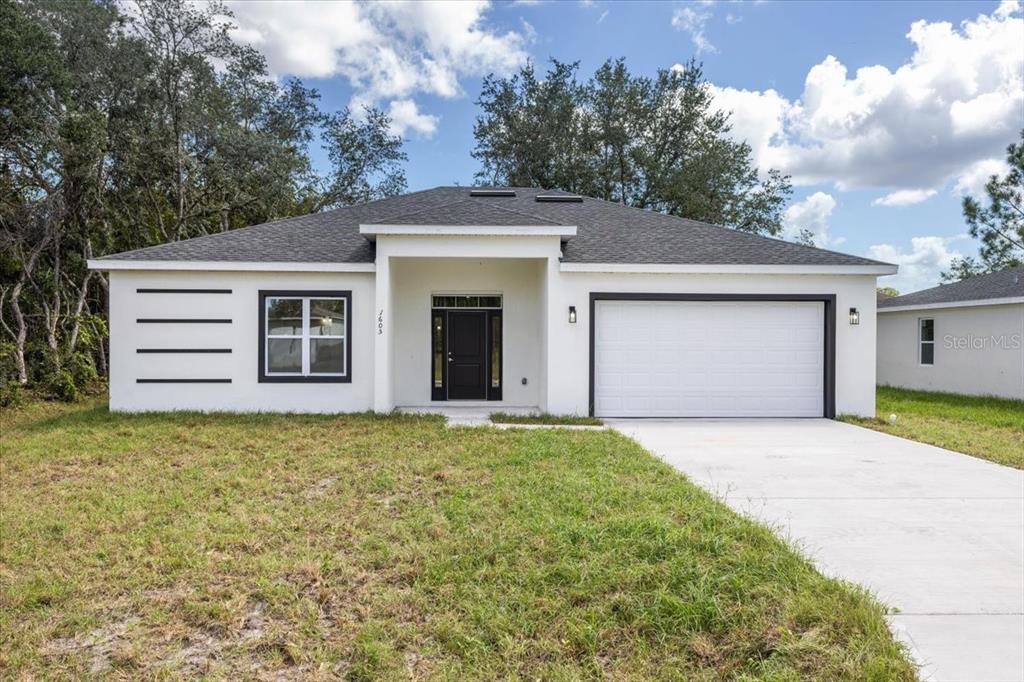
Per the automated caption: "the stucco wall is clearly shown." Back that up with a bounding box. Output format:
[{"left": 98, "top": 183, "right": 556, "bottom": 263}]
[
  {"left": 108, "top": 270, "right": 376, "bottom": 412},
  {"left": 544, "top": 271, "right": 881, "bottom": 418},
  {"left": 877, "top": 303, "right": 1024, "bottom": 400},
  {"left": 389, "top": 257, "right": 544, "bottom": 407}
]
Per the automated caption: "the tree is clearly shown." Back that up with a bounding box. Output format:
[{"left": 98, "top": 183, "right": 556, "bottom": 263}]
[
  {"left": 877, "top": 287, "right": 900, "bottom": 298},
  {"left": 319, "top": 107, "right": 407, "bottom": 209},
  {"left": 472, "top": 58, "right": 792, "bottom": 235},
  {"left": 943, "top": 129, "right": 1024, "bottom": 281},
  {"left": 0, "top": 0, "right": 409, "bottom": 398}
]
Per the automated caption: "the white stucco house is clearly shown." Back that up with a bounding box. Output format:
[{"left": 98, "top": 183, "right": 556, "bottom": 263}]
[
  {"left": 877, "top": 267, "right": 1024, "bottom": 400},
  {"left": 88, "top": 187, "right": 897, "bottom": 417}
]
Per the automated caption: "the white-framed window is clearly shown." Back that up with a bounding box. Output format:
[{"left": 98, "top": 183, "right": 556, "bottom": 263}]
[
  {"left": 919, "top": 317, "right": 935, "bottom": 366},
  {"left": 259, "top": 291, "right": 351, "bottom": 383}
]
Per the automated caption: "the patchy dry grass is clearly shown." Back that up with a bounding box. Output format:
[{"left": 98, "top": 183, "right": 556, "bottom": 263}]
[
  {"left": 489, "top": 412, "right": 604, "bottom": 426},
  {"left": 1, "top": 398, "right": 915, "bottom": 680},
  {"left": 842, "top": 387, "right": 1024, "bottom": 469}
]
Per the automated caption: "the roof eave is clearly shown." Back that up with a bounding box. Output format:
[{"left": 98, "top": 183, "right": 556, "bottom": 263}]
[
  {"left": 878, "top": 296, "right": 1024, "bottom": 312},
  {"left": 88, "top": 259, "right": 375, "bottom": 273},
  {"left": 560, "top": 263, "right": 898, "bottom": 275}
]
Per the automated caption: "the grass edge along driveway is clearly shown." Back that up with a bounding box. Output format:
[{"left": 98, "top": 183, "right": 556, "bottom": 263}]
[
  {"left": 1, "top": 399, "right": 916, "bottom": 680},
  {"left": 841, "top": 386, "right": 1024, "bottom": 470}
]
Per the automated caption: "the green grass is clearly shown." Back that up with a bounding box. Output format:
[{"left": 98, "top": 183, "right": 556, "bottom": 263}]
[
  {"left": 1, "top": 398, "right": 915, "bottom": 680},
  {"left": 842, "top": 386, "right": 1024, "bottom": 469},
  {"left": 489, "top": 412, "right": 604, "bottom": 426}
]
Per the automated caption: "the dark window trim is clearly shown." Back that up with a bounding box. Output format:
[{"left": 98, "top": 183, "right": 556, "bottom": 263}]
[
  {"left": 258, "top": 290, "right": 352, "bottom": 384},
  {"left": 431, "top": 311, "right": 447, "bottom": 401},
  {"left": 918, "top": 317, "right": 935, "bottom": 366},
  {"left": 137, "top": 348, "right": 232, "bottom": 354},
  {"left": 137, "top": 378, "right": 232, "bottom": 384},
  {"left": 136, "top": 288, "right": 232, "bottom": 294},
  {"left": 137, "top": 318, "right": 232, "bottom": 324},
  {"left": 487, "top": 310, "right": 503, "bottom": 402},
  {"left": 587, "top": 293, "right": 837, "bottom": 419}
]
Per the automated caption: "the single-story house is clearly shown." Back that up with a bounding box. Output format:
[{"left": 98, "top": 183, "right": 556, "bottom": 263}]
[
  {"left": 88, "top": 187, "right": 897, "bottom": 417},
  {"left": 877, "top": 266, "right": 1024, "bottom": 400}
]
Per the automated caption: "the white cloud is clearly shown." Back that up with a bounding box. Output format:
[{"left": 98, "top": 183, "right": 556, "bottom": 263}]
[
  {"left": 954, "top": 157, "right": 1011, "bottom": 197},
  {"left": 871, "top": 189, "right": 938, "bottom": 207},
  {"left": 707, "top": 2, "right": 1023, "bottom": 196},
  {"left": 672, "top": 6, "right": 716, "bottom": 54},
  {"left": 223, "top": 0, "right": 527, "bottom": 130},
  {"left": 706, "top": 84, "right": 793, "bottom": 169},
  {"left": 868, "top": 236, "right": 965, "bottom": 292},
  {"left": 387, "top": 99, "right": 439, "bottom": 137},
  {"left": 783, "top": 192, "right": 843, "bottom": 247}
]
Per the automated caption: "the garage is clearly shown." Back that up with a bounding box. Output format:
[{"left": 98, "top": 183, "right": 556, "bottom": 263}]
[{"left": 592, "top": 297, "right": 831, "bottom": 418}]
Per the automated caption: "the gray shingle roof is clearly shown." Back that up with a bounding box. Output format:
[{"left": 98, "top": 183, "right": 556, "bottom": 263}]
[
  {"left": 373, "top": 198, "right": 563, "bottom": 226},
  {"left": 98, "top": 186, "right": 890, "bottom": 267},
  {"left": 879, "top": 266, "right": 1024, "bottom": 308}
]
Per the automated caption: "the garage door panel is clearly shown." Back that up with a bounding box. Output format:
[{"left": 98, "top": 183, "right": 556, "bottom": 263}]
[{"left": 594, "top": 300, "right": 825, "bottom": 417}]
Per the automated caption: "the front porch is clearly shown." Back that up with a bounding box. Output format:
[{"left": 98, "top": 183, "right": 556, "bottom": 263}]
[{"left": 371, "top": 232, "right": 567, "bottom": 412}]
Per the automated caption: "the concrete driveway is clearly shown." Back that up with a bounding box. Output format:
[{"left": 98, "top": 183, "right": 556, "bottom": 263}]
[{"left": 609, "top": 419, "right": 1024, "bottom": 682}]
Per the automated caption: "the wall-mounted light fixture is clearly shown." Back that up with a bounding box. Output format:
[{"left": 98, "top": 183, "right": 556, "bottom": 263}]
[
  {"left": 849, "top": 307, "right": 860, "bottom": 325},
  {"left": 568, "top": 305, "right": 577, "bottom": 324}
]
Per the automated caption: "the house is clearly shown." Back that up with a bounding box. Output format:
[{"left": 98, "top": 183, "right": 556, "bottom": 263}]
[
  {"left": 877, "top": 266, "right": 1024, "bottom": 400},
  {"left": 87, "top": 187, "right": 897, "bottom": 417}
]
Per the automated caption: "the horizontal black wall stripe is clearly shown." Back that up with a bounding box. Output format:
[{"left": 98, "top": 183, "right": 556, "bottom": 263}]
[
  {"left": 136, "top": 318, "right": 232, "bottom": 324},
  {"left": 136, "top": 378, "right": 232, "bottom": 383},
  {"left": 136, "top": 348, "right": 232, "bottom": 354},
  {"left": 136, "top": 288, "right": 232, "bottom": 294}
]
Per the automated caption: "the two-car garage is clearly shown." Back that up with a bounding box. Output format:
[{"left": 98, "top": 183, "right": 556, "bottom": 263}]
[{"left": 591, "top": 296, "right": 834, "bottom": 418}]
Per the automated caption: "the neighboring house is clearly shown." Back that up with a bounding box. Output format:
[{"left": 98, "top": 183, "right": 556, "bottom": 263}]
[
  {"left": 88, "top": 187, "right": 896, "bottom": 417},
  {"left": 877, "top": 267, "right": 1024, "bottom": 400}
]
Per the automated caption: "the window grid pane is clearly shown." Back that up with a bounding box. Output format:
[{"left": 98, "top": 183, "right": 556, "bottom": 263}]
[
  {"left": 265, "top": 295, "right": 348, "bottom": 377},
  {"left": 431, "top": 295, "right": 502, "bottom": 309}
]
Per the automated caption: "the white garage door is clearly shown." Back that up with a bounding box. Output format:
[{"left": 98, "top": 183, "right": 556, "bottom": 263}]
[{"left": 594, "top": 300, "right": 824, "bottom": 417}]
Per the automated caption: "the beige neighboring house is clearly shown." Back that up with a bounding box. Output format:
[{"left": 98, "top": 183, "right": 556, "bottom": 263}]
[{"left": 877, "top": 266, "right": 1024, "bottom": 400}]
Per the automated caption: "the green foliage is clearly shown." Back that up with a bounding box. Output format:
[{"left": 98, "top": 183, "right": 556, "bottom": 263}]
[
  {"left": 0, "top": 0, "right": 408, "bottom": 398},
  {"left": 944, "top": 129, "right": 1024, "bottom": 281},
  {"left": 473, "top": 58, "right": 793, "bottom": 235},
  {"left": 876, "top": 287, "right": 900, "bottom": 298}
]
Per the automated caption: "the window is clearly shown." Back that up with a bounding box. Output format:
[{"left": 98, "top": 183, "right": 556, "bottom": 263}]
[
  {"left": 259, "top": 291, "right": 351, "bottom": 383},
  {"left": 431, "top": 295, "right": 502, "bottom": 309},
  {"left": 919, "top": 318, "right": 935, "bottom": 365}
]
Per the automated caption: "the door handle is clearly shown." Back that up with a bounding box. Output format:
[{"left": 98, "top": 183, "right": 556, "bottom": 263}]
[{"left": 447, "top": 352, "right": 454, "bottom": 363}]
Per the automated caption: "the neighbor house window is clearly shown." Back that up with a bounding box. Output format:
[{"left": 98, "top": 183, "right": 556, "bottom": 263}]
[
  {"left": 259, "top": 291, "right": 351, "bottom": 382},
  {"left": 919, "top": 318, "right": 934, "bottom": 366}
]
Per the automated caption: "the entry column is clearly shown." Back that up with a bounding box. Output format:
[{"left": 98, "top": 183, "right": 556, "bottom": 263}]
[{"left": 373, "top": 254, "right": 393, "bottom": 411}]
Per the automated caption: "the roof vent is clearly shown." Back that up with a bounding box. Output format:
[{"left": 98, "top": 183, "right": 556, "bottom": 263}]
[
  {"left": 469, "top": 189, "right": 516, "bottom": 197},
  {"left": 536, "top": 194, "right": 583, "bottom": 203}
]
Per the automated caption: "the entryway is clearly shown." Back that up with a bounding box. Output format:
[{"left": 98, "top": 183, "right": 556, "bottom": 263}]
[{"left": 430, "top": 294, "right": 502, "bottom": 402}]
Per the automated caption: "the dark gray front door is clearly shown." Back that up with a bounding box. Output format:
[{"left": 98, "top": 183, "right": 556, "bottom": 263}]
[{"left": 447, "top": 311, "right": 487, "bottom": 399}]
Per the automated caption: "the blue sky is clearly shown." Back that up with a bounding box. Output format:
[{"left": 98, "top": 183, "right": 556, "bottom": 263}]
[{"left": 225, "top": 0, "right": 1023, "bottom": 293}]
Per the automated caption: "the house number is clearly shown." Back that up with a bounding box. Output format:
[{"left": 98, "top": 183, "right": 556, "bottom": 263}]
[{"left": 378, "top": 309, "right": 384, "bottom": 335}]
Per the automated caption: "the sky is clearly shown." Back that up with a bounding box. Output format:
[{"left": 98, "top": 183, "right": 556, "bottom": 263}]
[{"left": 221, "top": 0, "right": 1024, "bottom": 293}]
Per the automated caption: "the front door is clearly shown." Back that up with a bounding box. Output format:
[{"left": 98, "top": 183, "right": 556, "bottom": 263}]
[{"left": 446, "top": 310, "right": 487, "bottom": 399}]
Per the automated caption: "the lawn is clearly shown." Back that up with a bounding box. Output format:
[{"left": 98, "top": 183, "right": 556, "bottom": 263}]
[
  {"left": 489, "top": 412, "right": 604, "bottom": 426},
  {"left": 1, "top": 399, "right": 914, "bottom": 680},
  {"left": 842, "top": 386, "right": 1024, "bottom": 469}
]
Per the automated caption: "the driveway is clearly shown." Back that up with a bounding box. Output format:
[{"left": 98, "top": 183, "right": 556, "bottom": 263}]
[{"left": 609, "top": 419, "right": 1024, "bottom": 682}]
